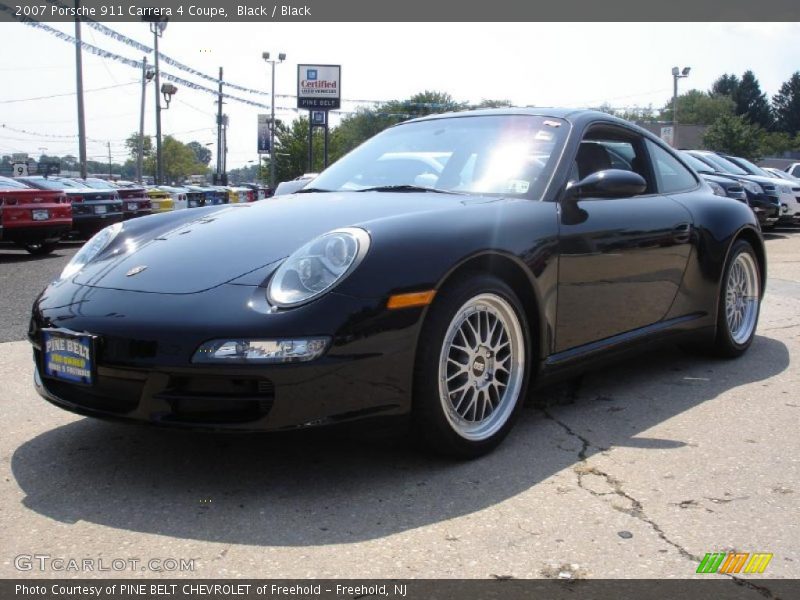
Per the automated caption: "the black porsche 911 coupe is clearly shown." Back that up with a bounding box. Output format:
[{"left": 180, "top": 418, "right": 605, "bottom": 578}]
[{"left": 29, "top": 108, "right": 765, "bottom": 457}]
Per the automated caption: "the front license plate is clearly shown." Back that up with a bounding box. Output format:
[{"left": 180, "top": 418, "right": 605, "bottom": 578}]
[
  {"left": 94, "top": 205, "right": 107, "bottom": 215},
  {"left": 32, "top": 209, "right": 49, "bottom": 221},
  {"left": 42, "top": 329, "right": 96, "bottom": 386},
  {"left": 127, "top": 202, "right": 138, "bottom": 211}
]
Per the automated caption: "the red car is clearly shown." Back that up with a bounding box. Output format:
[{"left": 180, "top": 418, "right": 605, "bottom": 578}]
[
  {"left": 0, "top": 176, "right": 72, "bottom": 255},
  {"left": 72, "top": 178, "right": 152, "bottom": 220}
]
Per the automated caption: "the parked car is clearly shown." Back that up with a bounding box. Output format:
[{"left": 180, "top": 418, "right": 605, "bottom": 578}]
[
  {"left": 208, "top": 186, "right": 231, "bottom": 204},
  {"left": 763, "top": 167, "right": 800, "bottom": 183},
  {"left": 240, "top": 183, "right": 271, "bottom": 201},
  {"left": 719, "top": 154, "right": 800, "bottom": 225},
  {"left": 183, "top": 188, "right": 206, "bottom": 209},
  {"left": 0, "top": 176, "right": 71, "bottom": 255},
  {"left": 29, "top": 109, "right": 765, "bottom": 457},
  {"left": 679, "top": 152, "right": 748, "bottom": 203},
  {"left": 684, "top": 151, "right": 780, "bottom": 229},
  {"left": 71, "top": 178, "right": 152, "bottom": 220},
  {"left": 186, "top": 185, "right": 226, "bottom": 206},
  {"left": 786, "top": 163, "right": 800, "bottom": 178},
  {"left": 145, "top": 187, "right": 173, "bottom": 213},
  {"left": 18, "top": 176, "right": 122, "bottom": 238},
  {"left": 158, "top": 186, "right": 190, "bottom": 211}
]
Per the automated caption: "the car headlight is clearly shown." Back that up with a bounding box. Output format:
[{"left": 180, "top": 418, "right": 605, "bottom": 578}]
[
  {"left": 779, "top": 184, "right": 792, "bottom": 195},
  {"left": 60, "top": 222, "right": 123, "bottom": 280},
  {"left": 267, "top": 227, "right": 371, "bottom": 307},
  {"left": 739, "top": 180, "right": 763, "bottom": 195},
  {"left": 707, "top": 181, "right": 727, "bottom": 197}
]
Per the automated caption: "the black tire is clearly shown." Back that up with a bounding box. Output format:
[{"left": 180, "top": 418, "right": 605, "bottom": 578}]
[
  {"left": 412, "top": 273, "right": 531, "bottom": 458},
  {"left": 712, "top": 239, "right": 761, "bottom": 358},
  {"left": 24, "top": 241, "right": 57, "bottom": 256}
]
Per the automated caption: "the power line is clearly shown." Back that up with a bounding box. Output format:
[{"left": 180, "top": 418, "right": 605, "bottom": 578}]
[{"left": 0, "top": 81, "right": 138, "bottom": 104}]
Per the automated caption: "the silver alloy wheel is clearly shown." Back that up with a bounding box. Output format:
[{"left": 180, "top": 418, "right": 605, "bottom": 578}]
[
  {"left": 438, "top": 293, "right": 525, "bottom": 441},
  {"left": 725, "top": 251, "right": 760, "bottom": 344}
]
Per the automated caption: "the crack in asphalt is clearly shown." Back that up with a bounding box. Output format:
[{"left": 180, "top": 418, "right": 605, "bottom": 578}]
[{"left": 540, "top": 388, "right": 780, "bottom": 598}]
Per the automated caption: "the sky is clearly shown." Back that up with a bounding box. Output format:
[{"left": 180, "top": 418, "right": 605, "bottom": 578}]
[{"left": 1, "top": 22, "right": 799, "bottom": 169}]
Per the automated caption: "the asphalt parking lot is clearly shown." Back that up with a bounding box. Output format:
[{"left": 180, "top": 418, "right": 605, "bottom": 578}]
[{"left": 0, "top": 230, "right": 798, "bottom": 582}]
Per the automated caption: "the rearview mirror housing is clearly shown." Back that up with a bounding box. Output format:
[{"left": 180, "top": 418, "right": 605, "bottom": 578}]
[{"left": 567, "top": 169, "right": 647, "bottom": 199}]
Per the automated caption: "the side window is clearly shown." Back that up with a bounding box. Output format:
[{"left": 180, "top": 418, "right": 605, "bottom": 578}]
[
  {"left": 646, "top": 140, "right": 698, "bottom": 194},
  {"left": 574, "top": 126, "right": 655, "bottom": 194}
]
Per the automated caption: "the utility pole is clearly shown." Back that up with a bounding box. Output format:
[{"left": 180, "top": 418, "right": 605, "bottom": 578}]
[
  {"left": 74, "top": 0, "right": 87, "bottom": 179},
  {"left": 137, "top": 56, "right": 148, "bottom": 184},
  {"left": 151, "top": 22, "right": 165, "bottom": 185},
  {"left": 107, "top": 141, "right": 112, "bottom": 179},
  {"left": 216, "top": 67, "right": 224, "bottom": 184}
]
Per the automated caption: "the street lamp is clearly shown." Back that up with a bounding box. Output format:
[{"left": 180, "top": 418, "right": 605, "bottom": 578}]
[
  {"left": 262, "top": 51, "right": 286, "bottom": 189},
  {"left": 146, "top": 16, "right": 168, "bottom": 184},
  {"left": 671, "top": 66, "right": 691, "bottom": 148},
  {"left": 161, "top": 83, "right": 178, "bottom": 108}
]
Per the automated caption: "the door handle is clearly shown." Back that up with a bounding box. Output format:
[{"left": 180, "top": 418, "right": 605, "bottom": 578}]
[{"left": 672, "top": 223, "right": 691, "bottom": 244}]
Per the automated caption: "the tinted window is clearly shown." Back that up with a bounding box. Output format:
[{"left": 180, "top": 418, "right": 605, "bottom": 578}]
[
  {"left": 696, "top": 153, "right": 748, "bottom": 176},
  {"left": 312, "top": 115, "right": 569, "bottom": 198},
  {"left": 647, "top": 141, "right": 697, "bottom": 193},
  {"left": 680, "top": 152, "right": 715, "bottom": 174}
]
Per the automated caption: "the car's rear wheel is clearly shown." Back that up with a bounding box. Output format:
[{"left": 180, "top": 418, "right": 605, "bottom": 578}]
[
  {"left": 20, "top": 241, "right": 57, "bottom": 256},
  {"left": 413, "top": 274, "right": 530, "bottom": 457},
  {"left": 713, "top": 239, "right": 761, "bottom": 357}
]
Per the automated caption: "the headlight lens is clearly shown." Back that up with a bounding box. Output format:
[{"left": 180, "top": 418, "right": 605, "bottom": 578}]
[
  {"left": 740, "top": 180, "right": 763, "bottom": 195},
  {"left": 60, "top": 222, "right": 123, "bottom": 280},
  {"left": 707, "top": 181, "right": 726, "bottom": 197},
  {"left": 267, "top": 227, "right": 370, "bottom": 307}
]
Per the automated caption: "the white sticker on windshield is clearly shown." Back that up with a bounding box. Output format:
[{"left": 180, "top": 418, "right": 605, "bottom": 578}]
[
  {"left": 508, "top": 180, "right": 530, "bottom": 194},
  {"left": 543, "top": 120, "right": 562, "bottom": 127}
]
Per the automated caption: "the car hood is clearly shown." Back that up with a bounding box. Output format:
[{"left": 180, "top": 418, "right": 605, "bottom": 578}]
[{"left": 72, "top": 191, "right": 477, "bottom": 294}]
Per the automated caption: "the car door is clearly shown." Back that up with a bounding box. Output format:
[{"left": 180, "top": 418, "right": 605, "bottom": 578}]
[{"left": 555, "top": 125, "right": 694, "bottom": 352}]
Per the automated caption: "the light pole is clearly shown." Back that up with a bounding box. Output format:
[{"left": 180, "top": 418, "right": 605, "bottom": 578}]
[
  {"left": 148, "top": 17, "right": 168, "bottom": 184},
  {"left": 671, "top": 66, "right": 691, "bottom": 148},
  {"left": 262, "top": 51, "right": 286, "bottom": 190},
  {"left": 158, "top": 82, "right": 178, "bottom": 183},
  {"left": 137, "top": 58, "right": 155, "bottom": 184}
]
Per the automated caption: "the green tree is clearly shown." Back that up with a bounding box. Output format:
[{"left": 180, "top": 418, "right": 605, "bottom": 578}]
[
  {"left": 473, "top": 99, "right": 514, "bottom": 109},
  {"left": 660, "top": 90, "right": 735, "bottom": 125},
  {"left": 710, "top": 73, "right": 739, "bottom": 98},
  {"left": 772, "top": 72, "right": 800, "bottom": 136},
  {"left": 161, "top": 136, "right": 207, "bottom": 184},
  {"left": 735, "top": 71, "right": 773, "bottom": 129},
  {"left": 186, "top": 141, "right": 212, "bottom": 166},
  {"left": 703, "top": 114, "right": 763, "bottom": 161}
]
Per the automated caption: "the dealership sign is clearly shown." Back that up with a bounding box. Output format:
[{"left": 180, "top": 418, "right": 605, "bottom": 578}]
[
  {"left": 297, "top": 64, "right": 341, "bottom": 110},
  {"left": 257, "top": 114, "right": 271, "bottom": 153}
]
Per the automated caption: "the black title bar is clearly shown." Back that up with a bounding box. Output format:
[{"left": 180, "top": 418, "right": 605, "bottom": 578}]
[{"left": 1, "top": 0, "right": 799, "bottom": 22}]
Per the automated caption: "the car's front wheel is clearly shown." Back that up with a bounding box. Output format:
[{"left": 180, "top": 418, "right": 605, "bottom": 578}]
[
  {"left": 413, "top": 275, "right": 530, "bottom": 457},
  {"left": 713, "top": 239, "right": 761, "bottom": 357}
]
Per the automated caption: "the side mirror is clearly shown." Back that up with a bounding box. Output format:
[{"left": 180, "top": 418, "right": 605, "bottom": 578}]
[{"left": 566, "top": 169, "right": 647, "bottom": 199}]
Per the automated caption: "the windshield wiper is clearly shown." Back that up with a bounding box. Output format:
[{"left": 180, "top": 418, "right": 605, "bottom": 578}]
[
  {"left": 295, "top": 187, "right": 334, "bottom": 193},
  {"left": 355, "top": 184, "right": 460, "bottom": 194}
]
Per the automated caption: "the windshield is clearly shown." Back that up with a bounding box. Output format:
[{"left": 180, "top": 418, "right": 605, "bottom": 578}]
[
  {"left": 0, "top": 176, "right": 31, "bottom": 189},
  {"left": 19, "top": 177, "right": 70, "bottom": 191},
  {"left": 681, "top": 152, "right": 715, "bottom": 174},
  {"left": 80, "top": 179, "right": 116, "bottom": 189},
  {"left": 311, "top": 115, "right": 569, "bottom": 198},
  {"left": 728, "top": 157, "right": 772, "bottom": 178},
  {"left": 696, "top": 153, "right": 748, "bottom": 176}
]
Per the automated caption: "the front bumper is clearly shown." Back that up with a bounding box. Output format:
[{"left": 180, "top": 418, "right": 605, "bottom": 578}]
[{"left": 29, "top": 283, "right": 421, "bottom": 431}]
